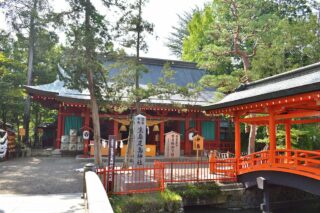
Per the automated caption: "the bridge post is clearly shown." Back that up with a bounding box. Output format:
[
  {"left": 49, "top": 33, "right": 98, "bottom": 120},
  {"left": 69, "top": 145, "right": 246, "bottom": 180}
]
[
  {"left": 285, "top": 120, "right": 291, "bottom": 150},
  {"left": 257, "top": 177, "right": 270, "bottom": 213},
  {"left": 268, "top": 111, "right": 276, "bottom": 165}
]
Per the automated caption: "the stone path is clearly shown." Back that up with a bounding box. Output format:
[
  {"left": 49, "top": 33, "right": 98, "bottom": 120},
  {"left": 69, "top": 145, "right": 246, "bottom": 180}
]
[
  {"left": 0, "top": 156, "right": 86, "bottom": 212},
  {"left": 0, "top": 157, "right": 84, "bottom": 194}
]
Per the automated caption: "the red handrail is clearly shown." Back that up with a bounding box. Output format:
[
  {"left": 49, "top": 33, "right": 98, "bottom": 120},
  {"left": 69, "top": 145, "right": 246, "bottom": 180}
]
[{"left": 236, "top": 149, "right": 320, "bottom": 180}]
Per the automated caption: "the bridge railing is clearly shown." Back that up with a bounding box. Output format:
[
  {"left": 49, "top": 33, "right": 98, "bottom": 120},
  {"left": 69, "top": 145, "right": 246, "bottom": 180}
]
[{"left": 237, "top": 149, "right": 320, "bottom": 179}]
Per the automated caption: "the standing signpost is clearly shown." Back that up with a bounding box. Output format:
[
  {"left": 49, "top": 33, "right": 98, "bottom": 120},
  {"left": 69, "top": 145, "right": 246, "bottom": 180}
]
[
  {"left": 133, "top": 114, "right": 146, "bottom": 167},
  {"left": 19, "top": 128, "right": 25, "bottom": 143},
  {"left": 193, "top": 134, "right": 204, "bottom": 160},
  {"left": 164, "top": 131, "right": 180, "bottom": 158},
  {"left": 83, "top": 130, "right": 90, "bottom": 156},
  {"left": 107, "top": 135, "right": 116, "bottom": 193}
]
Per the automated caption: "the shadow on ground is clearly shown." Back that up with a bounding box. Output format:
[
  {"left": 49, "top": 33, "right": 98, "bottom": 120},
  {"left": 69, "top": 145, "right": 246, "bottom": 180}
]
[{"left": 0, "top": 157, "right": 85, "bottom": 194}]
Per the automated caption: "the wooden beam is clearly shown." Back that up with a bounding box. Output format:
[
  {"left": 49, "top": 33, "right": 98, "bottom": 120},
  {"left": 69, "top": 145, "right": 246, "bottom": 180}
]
[
  {"left": 239, "top": 110, "right": 320, "bottom": 124},
  {"left": 291, "top": 118, "right": 320, "bottom": 125},
  {"left": 276, "top": 110, "right": 320, "bottom": 120}
]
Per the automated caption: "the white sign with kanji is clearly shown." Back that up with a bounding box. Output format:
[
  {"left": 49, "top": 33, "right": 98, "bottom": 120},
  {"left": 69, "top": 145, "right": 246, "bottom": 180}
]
[
  {"left": 164, "top": 131, "right": 180, "bottom": 158},
  {"left": 133, "top": 114, "right": 146, "bottom": 167}
]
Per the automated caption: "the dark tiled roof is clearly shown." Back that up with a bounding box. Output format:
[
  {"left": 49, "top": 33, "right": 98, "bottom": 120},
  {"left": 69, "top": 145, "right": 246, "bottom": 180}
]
[
  {"left": 205, "top": 62, "right": 320, "bottom": 110},
  {"left": 26, "top": 57, "right": 217, "bottom": 106}
]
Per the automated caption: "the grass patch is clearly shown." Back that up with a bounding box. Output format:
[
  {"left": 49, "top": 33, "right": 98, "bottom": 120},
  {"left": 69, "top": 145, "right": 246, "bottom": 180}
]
[
  {"left": 168, "top": 182, "right": 221, "bottom": 200},
  {"left": 109, "top": 189, "right": 182, "bottom": 213}
]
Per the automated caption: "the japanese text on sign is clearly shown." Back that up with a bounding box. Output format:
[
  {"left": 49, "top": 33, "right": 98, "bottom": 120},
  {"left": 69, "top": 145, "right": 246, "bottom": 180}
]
[{"left": 133, "top": 114, "right": 146, "bottom": 167}]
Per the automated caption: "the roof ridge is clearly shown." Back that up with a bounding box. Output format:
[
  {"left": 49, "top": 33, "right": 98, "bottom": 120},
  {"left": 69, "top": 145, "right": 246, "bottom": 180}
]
[{"left": 246, "top": 61, "right": 320, "bottom": 87}]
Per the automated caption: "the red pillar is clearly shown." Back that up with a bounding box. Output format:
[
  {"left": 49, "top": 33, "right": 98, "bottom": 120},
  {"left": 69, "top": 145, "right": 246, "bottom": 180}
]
[
  {"left": 56, "top": 105, "right": 63, "bottom": 149},
  {"left": 234, "top": 113, "right": 241, "bottom": 159},
  {"left": 160, "top": 120, "right": 165, "bottom": 154},
  {"left": 184, "top": 117, "right": 190, "bottom": 155},
  {"left": 269, "top": 111, "right": 276, "bottom": 164},
  {"left": 84, "top": 107, "right": 90, "bottom": 156},
  {"left": 216, "top": 119, "right": 221, "bottom": 149},
  {"left": 285, "top": 120, "right": 291, "bottom": 150}
]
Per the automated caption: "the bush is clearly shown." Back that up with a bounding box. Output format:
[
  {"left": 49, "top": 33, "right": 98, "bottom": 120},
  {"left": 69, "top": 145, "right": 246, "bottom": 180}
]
[
  {"left": 110, "top": 190, "right": 182, "bottom": 213},
  {"left": 168, "top": 182, "right": 221, "bottom": 200}
]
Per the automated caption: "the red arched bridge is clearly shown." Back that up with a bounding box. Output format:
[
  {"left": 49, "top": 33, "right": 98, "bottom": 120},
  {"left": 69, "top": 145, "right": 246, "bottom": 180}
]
[{"left": 210, "top": 149, "right": 320, "bottom": 196}]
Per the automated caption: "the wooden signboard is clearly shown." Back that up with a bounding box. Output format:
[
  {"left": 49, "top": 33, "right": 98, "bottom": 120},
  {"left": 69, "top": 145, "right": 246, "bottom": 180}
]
[
  {"left": 193, "top": 134, "right": 204, "bottom": 159},
  {"left": 19, "top": 128, "right": 25, "bottom": 136},
  {"left": 193, "top": 135, "right": 204, "bottom": 151}
]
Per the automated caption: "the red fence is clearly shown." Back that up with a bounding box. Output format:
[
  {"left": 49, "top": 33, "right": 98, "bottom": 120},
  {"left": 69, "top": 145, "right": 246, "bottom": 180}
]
[
  {"left": 237, "top": 149, "right": 320, "bottom": 180},
  {"left": 97, "top": 160, "right": 237, "bottom": 195}
]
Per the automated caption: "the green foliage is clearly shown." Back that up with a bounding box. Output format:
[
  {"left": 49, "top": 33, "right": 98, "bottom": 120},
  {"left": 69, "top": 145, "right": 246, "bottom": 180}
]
[
  {"left": 110, "top": 190, "right": 182, "bottom": 213},
  {"left": 256, "top": 124, "right": 320, "bottom": 151},
  {"left": 166, "top": 8, "right": 200, "bottom": 58},
  {"left": 168, "top": 182, "right": 221, "bottom": 200},
  {"left": 178, "top": 0, "right": 320, "bottom": 99},
  {"left": 115, "top": 0, "right": 154, "bottom": 54}
]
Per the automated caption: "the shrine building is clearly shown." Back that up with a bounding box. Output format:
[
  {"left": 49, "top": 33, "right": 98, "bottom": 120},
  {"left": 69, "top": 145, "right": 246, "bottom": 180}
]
[{"left": 25, "top": 57, "right": 234, "bottom": 156}]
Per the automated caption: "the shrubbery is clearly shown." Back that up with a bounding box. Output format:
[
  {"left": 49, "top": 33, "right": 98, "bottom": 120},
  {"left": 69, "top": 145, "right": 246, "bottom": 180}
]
[{"left": 110, "top": 189, "right": 183, "bottom": 213}]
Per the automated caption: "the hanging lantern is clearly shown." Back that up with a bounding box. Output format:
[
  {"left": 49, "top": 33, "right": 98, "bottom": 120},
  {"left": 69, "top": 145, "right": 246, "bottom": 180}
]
[
  {"left": 153, "top": 124, "right": 159, "bottom": 132},
  {"left": 119, "top": 124, "right": 127, "bottom": 132}
]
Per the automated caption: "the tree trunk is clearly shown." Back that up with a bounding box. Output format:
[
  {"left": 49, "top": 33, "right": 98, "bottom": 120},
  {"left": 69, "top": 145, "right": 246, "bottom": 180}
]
[
  {"left": 85, "top": 0, "right": 102, "bottom": 168},
  {"left": 87, "top": 70, "right": 102, "bottom": 167},
  {"left": 248, "top": 124, "right": 257, "bottom": 154},
  {"left": 23, "top": 0, "right": 37, "bottom": 145},
  {"left": 241, "top": 55, "right": 257, "bottom": 155},
  {"left": 123, "top": 119, "right": 134, "bottom": 168}
]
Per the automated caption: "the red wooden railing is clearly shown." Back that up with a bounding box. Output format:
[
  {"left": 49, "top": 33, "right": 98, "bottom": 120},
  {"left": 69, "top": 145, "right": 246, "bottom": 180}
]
[
  {"left": 96, "top": 160, "right": 237, "bottom": 195},
  {"left": 237, "top": 149, "right": 320, "bottom": 180}
]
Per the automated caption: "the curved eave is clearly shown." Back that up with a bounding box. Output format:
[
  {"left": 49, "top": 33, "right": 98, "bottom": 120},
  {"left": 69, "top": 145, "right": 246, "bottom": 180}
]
[
  {"left": 205, "top": 82, "right": 320, "bottom": 112},
  {"left": 56, "top": 95, "right": 90, "bottom": 104},
  {"left": 25, "top": 85, "right": 58, "bottom": 98}
]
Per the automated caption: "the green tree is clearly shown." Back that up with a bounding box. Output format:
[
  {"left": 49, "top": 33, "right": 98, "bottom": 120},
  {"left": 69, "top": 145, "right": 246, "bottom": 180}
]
[
  {"left": 166, "top": 8, "right": 200, "bottom": 58},
  {"left": 180, "top": 0, "right": 320, "bottom": 154},
  {"left": 62, "top": 0, "right": 122, "bottom": 167},
  {"left": 1, "top": 0, "right": 53, "bottom": 144},
  {"left": 0, "top": 31, "right": 25, "bottom": 135}
]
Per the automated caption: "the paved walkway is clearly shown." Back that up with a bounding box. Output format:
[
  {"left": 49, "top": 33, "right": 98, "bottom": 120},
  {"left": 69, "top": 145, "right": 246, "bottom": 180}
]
[
  {"left": 0, "top": 156, "right": 86, "bottom": 212},
  {"left": 0, "top": 193, "right": 84, "bottom": 213},
  {"left": 0, "top": 157, "right": 84, "bottom": 194}
]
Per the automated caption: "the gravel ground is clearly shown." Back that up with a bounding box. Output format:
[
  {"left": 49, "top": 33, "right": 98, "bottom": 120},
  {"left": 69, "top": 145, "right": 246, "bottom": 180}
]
[{"left": 0, "top": 156, "right": 86, "bottom": 194}]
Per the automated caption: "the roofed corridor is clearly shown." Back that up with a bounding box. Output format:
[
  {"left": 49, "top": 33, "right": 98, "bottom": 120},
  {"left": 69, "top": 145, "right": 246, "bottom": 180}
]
[{"left": 205, "top": 62, "right": 320, "bottom": 195}]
